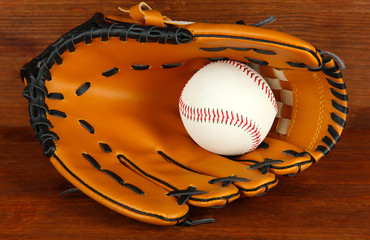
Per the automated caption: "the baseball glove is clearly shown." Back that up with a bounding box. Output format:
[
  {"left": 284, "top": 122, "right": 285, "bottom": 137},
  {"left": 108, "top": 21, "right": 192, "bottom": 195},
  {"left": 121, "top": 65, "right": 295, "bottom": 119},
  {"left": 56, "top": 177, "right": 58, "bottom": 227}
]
[{"left": 21, "top": 2, "right": 347, "bottom": 226}]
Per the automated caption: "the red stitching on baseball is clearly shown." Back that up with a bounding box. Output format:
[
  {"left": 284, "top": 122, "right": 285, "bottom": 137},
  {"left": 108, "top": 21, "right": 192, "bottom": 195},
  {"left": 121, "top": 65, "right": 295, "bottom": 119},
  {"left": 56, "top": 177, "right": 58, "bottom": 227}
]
[
  {"left": 216, "top": 60, "right": 278, "bottom": 112},
  {"left": 238, "top": 114, "right": 244, "bottom": 127},
  {"left": 179, "top": 60, "right": 274, "bottom": 152},
  {"left": 179, "top": 95, "right": 262, "bottom": 152}
]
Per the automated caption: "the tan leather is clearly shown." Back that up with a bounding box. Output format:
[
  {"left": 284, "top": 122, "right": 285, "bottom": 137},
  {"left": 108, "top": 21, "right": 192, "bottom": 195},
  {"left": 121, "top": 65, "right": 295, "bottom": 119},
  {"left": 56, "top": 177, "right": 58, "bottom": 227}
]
[
  {"left": 23, "top": 2, "right": 347, "bottom": 225},
  {"left": 46, "top": 35, "right": 278, "bottom": 225},
  {"left": 118, "top": 2, "right": 166, "bottom": 27}
]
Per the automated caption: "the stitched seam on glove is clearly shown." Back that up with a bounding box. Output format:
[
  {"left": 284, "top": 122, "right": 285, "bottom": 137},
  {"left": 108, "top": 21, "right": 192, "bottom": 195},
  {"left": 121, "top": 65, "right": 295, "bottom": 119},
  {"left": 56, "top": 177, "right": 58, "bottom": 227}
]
[
  {"left": 307, "top": 73, "right": 325, "bottom": 152},
  {"left": 53, "top": 154, "right": 189, "bottom": 222}
]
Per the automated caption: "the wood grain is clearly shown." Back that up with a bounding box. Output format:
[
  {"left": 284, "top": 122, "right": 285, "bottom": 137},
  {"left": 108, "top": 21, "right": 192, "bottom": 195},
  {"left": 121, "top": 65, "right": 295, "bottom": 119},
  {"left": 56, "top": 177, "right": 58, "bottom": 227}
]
[{"left": 1, "top": 0, "right": 369, "bottom": 239}]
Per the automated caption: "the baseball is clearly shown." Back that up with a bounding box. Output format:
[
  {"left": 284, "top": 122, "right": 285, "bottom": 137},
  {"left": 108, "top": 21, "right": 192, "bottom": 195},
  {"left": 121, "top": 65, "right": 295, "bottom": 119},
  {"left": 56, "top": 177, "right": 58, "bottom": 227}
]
[{"left": 179, "top": 60, "right": 277, "bottom": 156}]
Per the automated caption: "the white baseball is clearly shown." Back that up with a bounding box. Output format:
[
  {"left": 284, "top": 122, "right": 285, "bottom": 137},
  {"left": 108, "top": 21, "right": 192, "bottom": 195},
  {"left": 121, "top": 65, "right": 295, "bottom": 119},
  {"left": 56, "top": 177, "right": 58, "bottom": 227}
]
[{"left": 179, "top": 60, "right": 277, "bottom": 156}]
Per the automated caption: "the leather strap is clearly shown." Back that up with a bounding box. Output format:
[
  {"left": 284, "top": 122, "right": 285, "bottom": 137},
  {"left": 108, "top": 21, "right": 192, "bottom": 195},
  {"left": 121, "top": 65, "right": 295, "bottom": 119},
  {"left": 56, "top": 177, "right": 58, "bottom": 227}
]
[{"left": 119, "top": 2, "right": 165, "bottom": 27}]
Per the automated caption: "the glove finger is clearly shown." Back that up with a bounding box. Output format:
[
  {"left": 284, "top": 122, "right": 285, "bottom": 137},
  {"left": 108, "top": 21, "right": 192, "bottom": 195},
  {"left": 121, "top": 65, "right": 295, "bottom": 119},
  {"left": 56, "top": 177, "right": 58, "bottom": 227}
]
[
  {"left": 232, "top": 137, "right": 313, "bottom": 176},
  {"left": 117, "top": 151, "right": 240, "bottom": 207},
  {"left": 163, "top": 134, "right": 278, "bottom": 197},
  {"left": 50, "top": 150, "right": 190, "bottom": 226}
]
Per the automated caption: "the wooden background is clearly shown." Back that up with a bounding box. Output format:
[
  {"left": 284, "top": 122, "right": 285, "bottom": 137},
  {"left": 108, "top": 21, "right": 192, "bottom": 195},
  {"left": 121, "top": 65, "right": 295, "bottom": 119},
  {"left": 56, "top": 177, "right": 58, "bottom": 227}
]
[{"left": 1, "top": 0, "right": 369, "bottom": 239}]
